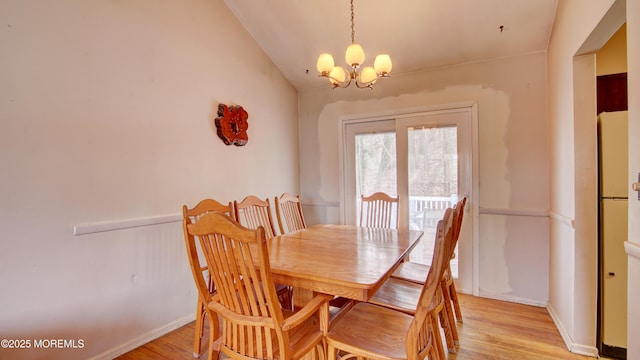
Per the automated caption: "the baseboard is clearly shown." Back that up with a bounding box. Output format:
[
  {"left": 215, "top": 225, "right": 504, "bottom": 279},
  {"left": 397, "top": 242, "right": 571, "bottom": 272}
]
[
  {"left": 546, "top": 304, "right": 599, "bottom": 358},
  {"left": 477, "top": 291, "right": 547, "bottom": 307},
  {"left": 88, "top": 313, "right": 196, "bottom": 360},
  {"left": 456, "top": 287, "right": 472, "bottom": 295},
  {"left": 571, "top": 343, "right": 600, "bottom": 358}
]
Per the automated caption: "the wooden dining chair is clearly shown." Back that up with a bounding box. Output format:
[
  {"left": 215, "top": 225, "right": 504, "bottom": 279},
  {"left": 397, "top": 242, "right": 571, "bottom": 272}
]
[
  {"left": 392, "top": 197, "right": 467, "bottom": 324},
  {"left": 183, "top": 212, "right": 332, "bottom": 360},
  {"left": 274, "top": 193, "right": 307, "bottom": 234},
  {"left": 367, "top": 208, "right": 457, "bottom": 357},
  {"left": 360, "top": 191, "right": 399, "bottom": 229},
  {"left": 326, "top": 212, "right": 453, "bottom": 360},
  {"left": 234, "top": 195, "right": 278, "bottom": 238},
  {"left": 183, "top": 198, "right": 234, "bottom": 358},
  {"left": 234, "top": 195, "right": 293, "bottom": 310}
]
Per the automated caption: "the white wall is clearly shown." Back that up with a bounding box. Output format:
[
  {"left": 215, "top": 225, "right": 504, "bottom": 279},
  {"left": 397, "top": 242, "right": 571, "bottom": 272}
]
[
  {"left": 546, "top": 0, "right": 640, "bottom": 356},
  {"left": 0, "top": 1, "right": 299, "bottom": 359},
  {"left": 298, "top": 53, "right": 550, "bottom": 304},
  {"left": 626, "top": 0, "right": 640, "bottom": 358}
]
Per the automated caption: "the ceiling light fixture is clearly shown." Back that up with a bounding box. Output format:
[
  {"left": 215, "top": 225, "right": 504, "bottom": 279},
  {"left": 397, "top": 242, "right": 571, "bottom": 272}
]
[{"left": 316, "top": 0, "right": 392, "bottom": 89}]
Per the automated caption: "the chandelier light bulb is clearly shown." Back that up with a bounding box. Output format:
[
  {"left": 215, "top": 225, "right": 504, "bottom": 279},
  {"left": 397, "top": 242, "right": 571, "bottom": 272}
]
[
  {"left": 359, "top": 66, "right": 378, "bottom": 84},
  {"left": 374, "top": 54, "right": 392, "bottom": 75},
  {"left": 345, "top": 44, "right": 365, "bottom": 67},
  {"left": 329, "top": 66, "right": 347, "bottom": 85},
  {"left": 316, "top": 53, "right": 335, "bottom": 75}
]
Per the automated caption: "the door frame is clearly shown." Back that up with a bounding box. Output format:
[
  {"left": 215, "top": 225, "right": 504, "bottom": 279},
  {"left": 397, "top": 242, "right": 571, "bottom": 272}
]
[
  {"left": 342, "top": 119, "right": 396, "bottom": 226},
  {"left": 338, "top": 101, "right": 480, "bottom": 295}
]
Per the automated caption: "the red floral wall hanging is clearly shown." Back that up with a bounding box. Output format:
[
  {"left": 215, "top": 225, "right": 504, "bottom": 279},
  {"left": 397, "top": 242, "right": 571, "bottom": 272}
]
[{"left": 215, "top": 104, "right": 249, "bottom": 146}]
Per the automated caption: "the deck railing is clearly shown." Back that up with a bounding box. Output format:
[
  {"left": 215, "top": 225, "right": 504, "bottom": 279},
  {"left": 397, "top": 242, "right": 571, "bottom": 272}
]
[{"left": 409, "top": 195, "right": 458, "bottom": 230}]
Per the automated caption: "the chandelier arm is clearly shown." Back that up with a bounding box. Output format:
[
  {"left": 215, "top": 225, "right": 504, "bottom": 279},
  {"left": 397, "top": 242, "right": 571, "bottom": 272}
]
[
  {"left": 333, "top": 76, "right": 352, "bottom": 88},
  {"left": 333, "top": 80, "right": 352, "bottom": 89},
  {"left": 318, "top": 73, "right": 352, "bottom": 89},
  {"left": 354, "top": 77, "right": 375, "bottom": 89}
]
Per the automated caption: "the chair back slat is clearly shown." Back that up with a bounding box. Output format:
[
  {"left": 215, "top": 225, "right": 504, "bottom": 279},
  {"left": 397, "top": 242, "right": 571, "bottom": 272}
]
[
  {"left": 236, "top": 196, "right": 295, "bottom": 311},
  {"left": 275, "top": 193, "right": 307, "bottom": 234},
  {"left": 360, "top": 192, "right": 398, "bottom": 229},
  {"left": 183, "top": 198, "right": 235, "bottom": 280},
  {"left": 234, "top": 195, "right": 278, "bottom": 239}
]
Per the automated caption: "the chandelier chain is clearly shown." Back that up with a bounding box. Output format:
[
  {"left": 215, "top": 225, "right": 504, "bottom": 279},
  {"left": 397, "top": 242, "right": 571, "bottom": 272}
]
[{"left": 350, "top": 0, "right": 355, "bottom": 44}]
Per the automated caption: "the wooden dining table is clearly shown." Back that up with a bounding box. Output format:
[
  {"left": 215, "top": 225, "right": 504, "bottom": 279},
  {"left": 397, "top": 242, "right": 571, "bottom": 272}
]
[{"left": 264, "top": 224, "right": 424, "bottom": 302}]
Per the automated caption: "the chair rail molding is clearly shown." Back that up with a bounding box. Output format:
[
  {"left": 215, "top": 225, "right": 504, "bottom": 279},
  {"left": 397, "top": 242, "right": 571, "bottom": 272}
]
[
  {"left": 479, "top": 207, "right": 548, "bottom": 217},
  {"left": 301, "top": 200, "right": 340, "bottom": 207},
  {"left": 548, "top": 210, "right": 575, "bottom": 228},
  {"left": 73, "top": 213, "right": 182, "bottom": 236},
  {"left": 625, "top": 241, "right": 640, "bottom": 260}
]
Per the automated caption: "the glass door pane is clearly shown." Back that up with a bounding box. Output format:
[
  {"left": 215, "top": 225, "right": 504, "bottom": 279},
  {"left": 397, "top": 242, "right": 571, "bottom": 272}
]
[
  {"left": 407, "top": 125, "right": 458, "bottom": 276},
  {"left": 355, "top": 132, "right": 397, "bottom": 218}
]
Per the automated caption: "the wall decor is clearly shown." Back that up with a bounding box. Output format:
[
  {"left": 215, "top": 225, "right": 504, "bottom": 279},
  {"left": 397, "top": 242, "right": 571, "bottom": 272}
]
[{"left": 215, "top": 104, "right": 249, "bottom": 146}]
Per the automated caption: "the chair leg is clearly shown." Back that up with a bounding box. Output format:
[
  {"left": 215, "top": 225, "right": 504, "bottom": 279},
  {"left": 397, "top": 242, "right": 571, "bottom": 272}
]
[
  {"left": 435, "top": 287, "right": 456, "bottom": 354},
  {"left": 431, "top": 313, "right": 446, "bottom": 360},
  {"left": 277, "top": 286, "right": 294, "bottom": 311},
  {"left": 441, "top": 281, "right": 459, "bottom": 345},
  {"left": 438, "top": 307, "right": 456, "bottom": 354},
  {"left": 288, "top": 286, "right": 295, "bottom": 311},
  {"left": 193, "top": 299, "right": 206, "bottom": 358},
  {"left": 449, "top": 280, "right": 463, "bottom": 323}
]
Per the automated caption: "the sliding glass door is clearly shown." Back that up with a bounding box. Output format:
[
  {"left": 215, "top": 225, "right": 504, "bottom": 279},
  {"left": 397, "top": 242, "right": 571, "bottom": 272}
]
[{"left": 342, "top": 107, "right": 472, "bottom": 282}]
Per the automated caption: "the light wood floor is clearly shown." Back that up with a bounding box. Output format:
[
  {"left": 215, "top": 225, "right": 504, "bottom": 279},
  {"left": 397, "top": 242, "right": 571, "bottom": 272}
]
[{"left": 116, "top": 294, "right": 593, "bottom": 360}]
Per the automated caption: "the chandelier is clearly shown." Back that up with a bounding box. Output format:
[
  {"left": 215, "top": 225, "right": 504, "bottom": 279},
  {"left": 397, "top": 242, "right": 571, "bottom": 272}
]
[{"left": 316, "top": 0, "right": 392, "bottom": 89}]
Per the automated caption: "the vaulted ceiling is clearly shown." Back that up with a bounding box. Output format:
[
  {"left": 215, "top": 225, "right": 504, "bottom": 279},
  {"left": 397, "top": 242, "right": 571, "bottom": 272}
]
[{"left": 223, "top": 0, "right": 558, "bottom": 92}]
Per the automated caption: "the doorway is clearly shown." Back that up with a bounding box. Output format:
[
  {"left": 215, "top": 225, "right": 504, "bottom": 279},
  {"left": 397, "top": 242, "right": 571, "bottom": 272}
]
[{"left": 596, "top": 23, "right": 628, "bottom": 360}]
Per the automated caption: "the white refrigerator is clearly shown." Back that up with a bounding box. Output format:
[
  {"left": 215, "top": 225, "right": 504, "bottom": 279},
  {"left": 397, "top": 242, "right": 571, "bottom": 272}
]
[{"left": 598, "top": 111, "right": 628, "bottom": 352}]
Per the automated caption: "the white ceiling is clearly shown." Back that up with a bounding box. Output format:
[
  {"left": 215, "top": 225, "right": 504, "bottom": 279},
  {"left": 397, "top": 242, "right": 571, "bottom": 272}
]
[{"left": 223, "top": 0, "right": 558, "bottom": 92}]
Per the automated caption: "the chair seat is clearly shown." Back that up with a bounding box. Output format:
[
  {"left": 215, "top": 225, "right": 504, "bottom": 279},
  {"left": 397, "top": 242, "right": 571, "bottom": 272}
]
[
  {"left": 368, "top": 277, "right": 457, "bottom": 354},
  {"left": 327, "top": 302, "right": 413, "bottom": 359},
  {"left": 368, "top": 277, "right": 422, "bottom": 315},
  {"left": 328, "top": 209, "right": 455, "bottom": 360},
  {"left": 392, "top": 261, "right": 429, "bottom": 284},
  {"left": 393, "top": 261, "right": 464, "bottom": 324}
]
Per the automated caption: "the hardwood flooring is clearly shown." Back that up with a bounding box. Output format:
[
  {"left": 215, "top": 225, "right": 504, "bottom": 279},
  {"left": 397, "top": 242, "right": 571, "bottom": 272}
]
[
  {"left": 116, "top": 293, "right": 594, "bottom": 360},
  {"left": 449, "top": 294, "right": 589, "bottom": 360}
]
